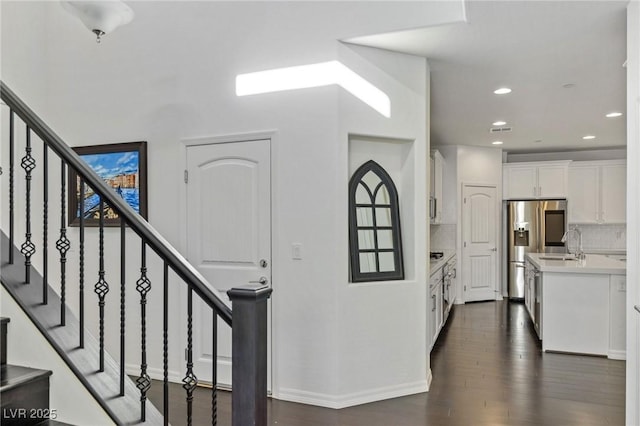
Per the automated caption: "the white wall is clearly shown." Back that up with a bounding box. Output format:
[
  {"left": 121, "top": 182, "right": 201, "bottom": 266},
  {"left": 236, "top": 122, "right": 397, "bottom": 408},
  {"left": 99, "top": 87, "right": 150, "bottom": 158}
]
[
  {"left": 626, "top": 1, "right": 640, "bottom": 424},
  {"left": 0, "top": 1, "right": 48, "bottom": 112},
  {"left": 0, "top": 1, "right": 466, "bottom": 409},
  {"left": 1, "top": 287, "right": 114, "bottom": 426},
  {"left": 336, "top": 43, "right": 429, "bottom": 407}
]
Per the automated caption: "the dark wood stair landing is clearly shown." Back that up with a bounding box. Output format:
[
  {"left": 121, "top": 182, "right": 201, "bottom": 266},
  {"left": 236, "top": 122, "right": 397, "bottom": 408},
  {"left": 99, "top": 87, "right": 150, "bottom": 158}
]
[{"left": 1, "top": 365, "right": 52, "bottom": 426}]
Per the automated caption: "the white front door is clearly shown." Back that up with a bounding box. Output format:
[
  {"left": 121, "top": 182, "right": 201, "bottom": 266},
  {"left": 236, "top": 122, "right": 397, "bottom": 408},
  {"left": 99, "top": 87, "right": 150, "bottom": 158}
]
[
  {"left": 462, "top": 184, "right": 498, "bottom": 302},
  {"left": 186, "top": 138, "right": 271, "bottom": 388}
]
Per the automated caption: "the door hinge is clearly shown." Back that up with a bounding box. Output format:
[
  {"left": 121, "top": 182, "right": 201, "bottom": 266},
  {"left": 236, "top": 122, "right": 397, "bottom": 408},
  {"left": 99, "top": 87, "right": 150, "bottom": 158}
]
[
  {"left": 464, "top": 241, "right": 467, "bottom": 248},
  {"left": 464, "top": 285, "right": 467, "bottom": 292},
  {"left": 464, "top": 197, "right": 467, "bottom": 204},
  {"left": 184, "top": 170, "right": 189, "bottom": 184}
]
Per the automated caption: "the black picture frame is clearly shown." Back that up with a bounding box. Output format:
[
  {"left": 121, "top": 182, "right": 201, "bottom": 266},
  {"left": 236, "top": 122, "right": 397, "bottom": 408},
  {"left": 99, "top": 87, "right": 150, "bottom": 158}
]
[
  {"left": 68, "top": 141, "right": 148, "bottom": 227},
  {"left": 348, "top": 160, "right": 404, "bottom": 282}
]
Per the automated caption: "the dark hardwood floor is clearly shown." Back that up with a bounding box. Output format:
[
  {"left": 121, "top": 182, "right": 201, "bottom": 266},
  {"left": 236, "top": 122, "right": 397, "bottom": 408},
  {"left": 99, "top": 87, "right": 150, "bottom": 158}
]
[{"left": 148, "top": 300, "right": 625, "bottom": 425}]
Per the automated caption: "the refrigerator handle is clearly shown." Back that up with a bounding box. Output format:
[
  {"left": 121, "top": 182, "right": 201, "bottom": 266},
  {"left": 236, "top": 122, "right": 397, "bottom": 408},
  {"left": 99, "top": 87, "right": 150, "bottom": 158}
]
[{"left": 536, "top": 203, "right": 542, "bottom": 252}]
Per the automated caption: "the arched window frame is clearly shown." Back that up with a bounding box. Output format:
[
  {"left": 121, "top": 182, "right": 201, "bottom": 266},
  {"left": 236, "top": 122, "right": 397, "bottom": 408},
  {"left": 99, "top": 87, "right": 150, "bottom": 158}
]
[{"left": 348, "top": 160, "right": 404, "bottom": 282}]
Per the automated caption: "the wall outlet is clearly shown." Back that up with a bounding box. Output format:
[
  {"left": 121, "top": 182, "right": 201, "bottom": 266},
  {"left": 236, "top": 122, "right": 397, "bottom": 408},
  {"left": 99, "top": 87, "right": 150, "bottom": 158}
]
[{"left": 292, "top": 243, "right": 302, "bottom": 260}]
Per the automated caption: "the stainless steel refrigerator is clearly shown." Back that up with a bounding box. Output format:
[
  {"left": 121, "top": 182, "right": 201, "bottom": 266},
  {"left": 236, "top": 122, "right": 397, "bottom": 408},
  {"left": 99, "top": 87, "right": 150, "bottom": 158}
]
[{"left": 507, "top": 200, "right": 567, "bottom": 299}]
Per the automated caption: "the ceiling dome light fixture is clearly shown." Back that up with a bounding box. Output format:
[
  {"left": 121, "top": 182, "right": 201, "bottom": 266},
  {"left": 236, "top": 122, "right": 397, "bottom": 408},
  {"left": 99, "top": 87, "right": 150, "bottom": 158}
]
[
  {"left": 583, "top": 135, "right": 596, "bottom": 140},
  {"left": 492, "top": 120, "right": 507, "bottom": 126},
  {"left": 492, "top": 141, "right": 504, "bottom": 145},
  {"left": 494, "top": 87, "right": 512, "bottom": 95},
  {"left": 606, "top": 112, "right": 623, "bottom": 118},
  {"left": 61, "top": 1, "right": 134, "bottom": 43}
]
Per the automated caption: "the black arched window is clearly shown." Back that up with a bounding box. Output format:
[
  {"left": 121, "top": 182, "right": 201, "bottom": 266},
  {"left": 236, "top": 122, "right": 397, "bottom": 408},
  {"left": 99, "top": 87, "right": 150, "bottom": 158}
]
[{"left": 349, "top": 160, "right": 404, "bottom": 282}]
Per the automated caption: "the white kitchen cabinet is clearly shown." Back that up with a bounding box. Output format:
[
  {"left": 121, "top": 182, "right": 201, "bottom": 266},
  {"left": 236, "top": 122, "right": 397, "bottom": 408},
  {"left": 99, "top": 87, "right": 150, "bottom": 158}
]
[
  {"left": 502, "top": 161, "right": 570, "bottom": 199},
  {"left": 430, "top": 150, "right": 444, "bottom": 224},
  {"left": 542, "top": 272, "right": 609, "bottom": 356},
  {"left": 568, "top": 160, "right": 626, "bottom": 224},
  {"left": 524, "top": 260, "right": 535, "bottom": 321},
  {"left": 600, "top": 162, "right": 626, "bottom": 223},
  {"left": 429, "top": 276, "right": 443, "bottom": 350},
  {"left": 609, "top": 275, "right": 626, "bottom": 359}
]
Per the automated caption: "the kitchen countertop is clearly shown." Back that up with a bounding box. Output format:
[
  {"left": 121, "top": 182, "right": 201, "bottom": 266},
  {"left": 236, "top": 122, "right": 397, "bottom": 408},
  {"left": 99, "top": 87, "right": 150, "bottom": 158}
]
[
  {"left": 526, "top": 253, "right": 626, "bottom": 275},
  {"left": 429, "top": 250, "right": 455, "bottom": 276}
]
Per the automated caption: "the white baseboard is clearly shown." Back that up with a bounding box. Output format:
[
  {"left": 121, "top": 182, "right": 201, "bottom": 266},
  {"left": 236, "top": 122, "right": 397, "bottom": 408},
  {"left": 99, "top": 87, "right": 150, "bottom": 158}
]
[
  {"left": 275, "top": 380, "right": 428, "bottom": 409},
  {"left": 126, "top": 364, "right": 183, "bottom": 383},
  {"left": 426, "top": 368, "right": 433, "bottom": 390},
  {"left": 608, "top": 349, "right": 626, "bottom": 360}
]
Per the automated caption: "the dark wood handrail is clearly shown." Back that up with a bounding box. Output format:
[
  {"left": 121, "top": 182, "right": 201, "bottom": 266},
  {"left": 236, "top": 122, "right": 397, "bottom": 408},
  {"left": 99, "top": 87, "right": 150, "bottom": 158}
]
[{"left": 0, "top": 81, "right": 232, "bottom": 325}]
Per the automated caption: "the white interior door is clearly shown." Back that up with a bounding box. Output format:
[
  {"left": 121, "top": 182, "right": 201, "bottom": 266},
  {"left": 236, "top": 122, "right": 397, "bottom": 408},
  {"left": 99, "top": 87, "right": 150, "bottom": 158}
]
[
  {"left": 462, "top": 184, "right": 498, "bottom": 302},
  {"left": 186, "top": 139, "right": 271, "bottom": 389}
]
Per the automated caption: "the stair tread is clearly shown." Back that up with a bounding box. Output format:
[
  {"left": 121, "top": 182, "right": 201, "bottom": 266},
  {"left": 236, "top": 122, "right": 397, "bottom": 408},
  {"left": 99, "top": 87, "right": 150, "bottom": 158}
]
[{"left": 1, "top": 364, "right": 52, "bottom": 391}]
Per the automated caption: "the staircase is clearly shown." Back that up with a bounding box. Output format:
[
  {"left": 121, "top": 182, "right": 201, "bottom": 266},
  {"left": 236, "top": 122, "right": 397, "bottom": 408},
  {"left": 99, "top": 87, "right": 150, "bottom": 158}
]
[
  {"left": 0, "top": 317, "right": 72, "bottom": 426},
  {"left": 0, "top": 81, "right": 271, "bottom": 425}
]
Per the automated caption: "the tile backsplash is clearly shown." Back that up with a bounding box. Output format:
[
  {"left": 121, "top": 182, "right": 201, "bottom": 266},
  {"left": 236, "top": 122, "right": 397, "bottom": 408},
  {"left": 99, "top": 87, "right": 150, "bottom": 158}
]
[
  {"left": 430, "top": 224, "right": 456, "bottom": 250},
  {"left": 568, "top": 223, "right": 626, "bottom": 252}
]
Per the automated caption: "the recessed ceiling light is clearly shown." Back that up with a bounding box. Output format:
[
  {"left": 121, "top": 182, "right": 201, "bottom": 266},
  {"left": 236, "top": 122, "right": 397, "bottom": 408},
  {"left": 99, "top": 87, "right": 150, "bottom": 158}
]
[
  {"left": 606, "top": 112, "right": 623, "bottom": 118},
  {"left": 583, "top": 135, "right": 596, "bottom": 140},
  {"left": 492, "top": 120, "right": 507, "bottom": 126},
  {"left": 492, "top": 141, "right": 503, "bottom": 145},
  {"left": 534, "top": 140, "right": 542, "bottom": 143},
  {"left": 562, "top": 83, "right": 576, "bottom": 89},
  {"left": 494, "top": 88, "right": 512, "bottom": 95}
]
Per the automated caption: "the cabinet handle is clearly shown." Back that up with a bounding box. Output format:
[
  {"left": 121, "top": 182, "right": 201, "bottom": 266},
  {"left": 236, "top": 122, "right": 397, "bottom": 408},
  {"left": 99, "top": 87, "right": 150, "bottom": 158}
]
[
  {"left": 533, "top": 186, "right": 537, "bottom": 197},
  {"left": 429, "top": 196, "right": 435, "bottom": 220},
  {"left": 432, "top": 294, "right": 436, "bottom": 311}
]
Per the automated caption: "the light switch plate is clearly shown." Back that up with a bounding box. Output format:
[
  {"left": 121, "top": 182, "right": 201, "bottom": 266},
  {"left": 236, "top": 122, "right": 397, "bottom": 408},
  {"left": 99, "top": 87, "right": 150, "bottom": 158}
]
[{"left": 292, "top": 243, "right": 302, "bottom": 260}]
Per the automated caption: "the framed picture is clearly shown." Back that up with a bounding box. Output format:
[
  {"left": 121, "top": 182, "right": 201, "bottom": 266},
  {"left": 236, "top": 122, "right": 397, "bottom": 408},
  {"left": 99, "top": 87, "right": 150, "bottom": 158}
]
[{"left": 68, "top": 141, "right": 148, "bottom": 227}]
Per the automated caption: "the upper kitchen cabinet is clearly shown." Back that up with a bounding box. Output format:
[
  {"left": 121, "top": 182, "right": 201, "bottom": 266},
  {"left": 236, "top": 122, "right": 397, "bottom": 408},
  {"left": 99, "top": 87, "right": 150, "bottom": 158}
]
[
  {"left": 568, "top": 160, "right": 626, "bottom": 224},
  {"left": 502, "top": 161, "right": 570, "bottom": 199},
  {"left": 430, "top": 150, "right": 444, "bottom": 224}
]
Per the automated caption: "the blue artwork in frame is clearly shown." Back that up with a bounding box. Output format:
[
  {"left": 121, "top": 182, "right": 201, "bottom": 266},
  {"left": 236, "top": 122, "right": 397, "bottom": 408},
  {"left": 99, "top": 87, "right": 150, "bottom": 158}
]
[{"left": 68, "top": 141, "right": 148, "bottom": 226}]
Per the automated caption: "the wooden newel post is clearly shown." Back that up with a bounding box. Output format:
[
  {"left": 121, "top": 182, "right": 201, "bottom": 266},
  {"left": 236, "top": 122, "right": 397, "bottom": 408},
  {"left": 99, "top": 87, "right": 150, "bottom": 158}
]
[{"left": 228, "top": 284, "right": 272, "bottom": 426}]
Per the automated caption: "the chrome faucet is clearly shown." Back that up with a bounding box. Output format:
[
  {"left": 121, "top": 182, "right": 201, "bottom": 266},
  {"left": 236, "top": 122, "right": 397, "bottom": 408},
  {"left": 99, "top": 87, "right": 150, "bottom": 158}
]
[{"left": 561, "top": 227, "right": 584, "bottom": 260}]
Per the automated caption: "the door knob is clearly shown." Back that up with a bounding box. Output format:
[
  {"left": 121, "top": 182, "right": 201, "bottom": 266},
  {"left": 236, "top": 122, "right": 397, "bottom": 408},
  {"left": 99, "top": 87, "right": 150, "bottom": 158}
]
[
  {"left": 250, "top": 276, "right": 268, "bottom": 285},
  {"left": 260, "top": 259, "right": 268, "bottom": 268},
  {"left": 490, "top": 247, "right": 497, "bottom": 252}
]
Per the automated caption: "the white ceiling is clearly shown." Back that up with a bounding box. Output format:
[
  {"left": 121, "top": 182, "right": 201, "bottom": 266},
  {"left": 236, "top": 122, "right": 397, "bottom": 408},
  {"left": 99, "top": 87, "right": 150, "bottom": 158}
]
[{"left": 347, "top": 1, "right": 628, "bottom": 153}]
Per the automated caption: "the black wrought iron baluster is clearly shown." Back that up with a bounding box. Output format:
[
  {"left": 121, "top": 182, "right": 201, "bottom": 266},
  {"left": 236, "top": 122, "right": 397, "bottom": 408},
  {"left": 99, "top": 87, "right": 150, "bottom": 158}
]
[
  {"left": 212, "top": 313, "right": 217, "bottom": 426},
  {"left": 20, "top": 126, "right": 36, "bottom": 283},
  {"left": 135, "top": 242, "right": 151, "bottom": 422},
  {"left": 79, "top": 179, "right": 85, "bottom": 348},
  {"left": 55, "top": 162, "right": 70, "bottom": 325},
  {"left": 163, "top": 262, "right": 169, "bottom": 426},
  {"left": 120, "top": 217, "right": 126, "bottom": 397},
  {"left": 42, "top": 143, "right": 48, "bottom": 305},
  {"left": 182, "top": 286, "right": 198, "bottom": 426},
  {"left": 94, "top": 197, "right": 109, "bottom": 372},
  {"left": 9, "top": 110, "right": 14, "bottom": 264}
]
